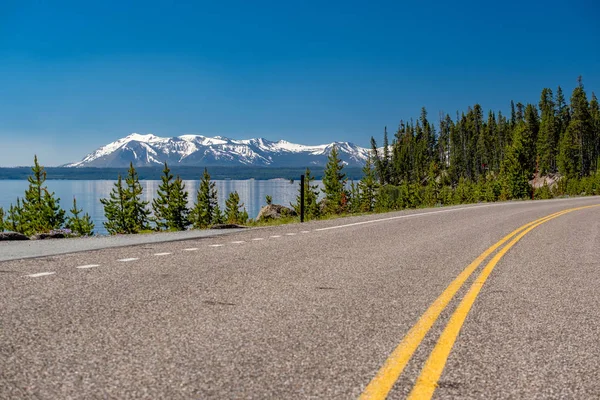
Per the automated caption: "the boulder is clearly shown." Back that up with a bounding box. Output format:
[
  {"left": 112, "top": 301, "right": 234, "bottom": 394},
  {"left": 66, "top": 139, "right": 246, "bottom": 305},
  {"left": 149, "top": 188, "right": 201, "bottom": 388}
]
[
  {"left": 256, "top": 204, "right": 297, "bottom": 221},
  {"left": 211, "top": 224, "right": 246, "bottom": 229},
  {"left": 0, "top": 231, "right": 30, "bottom": 241},
  {"left": 31, "top": 231, "right": 68, "bottom": 240}
]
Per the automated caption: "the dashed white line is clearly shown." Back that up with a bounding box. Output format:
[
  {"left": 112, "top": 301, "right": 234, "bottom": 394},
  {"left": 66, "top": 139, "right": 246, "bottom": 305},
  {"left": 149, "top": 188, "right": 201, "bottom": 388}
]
[
  {"left": 76, "top": 264, "right": 100, "bottom": 269},
  {"left": 209, "top": 244, "right": 224, "bottom": 247},
  {"left": 184, "top": 248, "right": 199, "bottom": 251},
  {"left": 300, "top": 231, "right": 310, "bottom": 234},
  {"left": 285, "top": 233, "right": 297, "bottom": 236},
  {"left": 270, "top": 235, "right": 282, "bottom": 238},
  {"left": 231, "top": 241, "right": 246, "bottom": 244},
  {"left": 252, "top": 238, "right": 264, "bottom": 241},
  {"left": 154, "top": 252, "right": 172, "bottom": 256},
  {"left": 118, "top": 258, "right": 139, "bottom": 262},
  {"left": 25, "top": 272, "right": 55, "bottom": 278}
]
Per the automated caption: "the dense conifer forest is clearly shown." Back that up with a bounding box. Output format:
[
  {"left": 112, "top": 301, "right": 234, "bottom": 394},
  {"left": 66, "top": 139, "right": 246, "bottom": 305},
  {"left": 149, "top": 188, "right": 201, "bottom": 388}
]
[{"left": 367, "top": 78, "right": 600, "bottom": 206}]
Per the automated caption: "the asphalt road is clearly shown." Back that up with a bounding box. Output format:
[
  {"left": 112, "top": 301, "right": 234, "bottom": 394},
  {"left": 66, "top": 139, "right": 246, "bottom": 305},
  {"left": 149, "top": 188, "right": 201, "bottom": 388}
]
[{"left": 1, "top": 197, "right": 599, "bottom": 399}]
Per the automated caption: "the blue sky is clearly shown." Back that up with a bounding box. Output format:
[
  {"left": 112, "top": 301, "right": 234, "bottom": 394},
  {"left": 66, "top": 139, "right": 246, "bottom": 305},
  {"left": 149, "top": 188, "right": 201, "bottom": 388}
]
[{"left": 1, "top": 0, "right": 598, "bottom": 166}]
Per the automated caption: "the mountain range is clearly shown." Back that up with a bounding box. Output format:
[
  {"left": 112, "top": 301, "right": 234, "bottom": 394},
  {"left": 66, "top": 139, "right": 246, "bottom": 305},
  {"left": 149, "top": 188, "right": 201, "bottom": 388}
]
[{"left": 65, "top": 133, "right": 373, "bottom": 168}]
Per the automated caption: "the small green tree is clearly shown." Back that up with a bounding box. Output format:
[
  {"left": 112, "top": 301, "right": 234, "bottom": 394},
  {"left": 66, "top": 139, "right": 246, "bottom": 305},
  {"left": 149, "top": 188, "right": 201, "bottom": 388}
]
[
  {"left": 169, "top": 176, "right": 191, "bottom": 230},
  {"left": 6, "top": 199, "right": 25, "bottom": 233},
  {"left": 358, "top": 155, "right": 378, "bottom": 212},
  {"left": 189, "top": 168, "right": 219, "bottom": 228},
  {"left": 292, "top": 168, "right": 320, "bottom": 220},
  {"left": 124, "top": 163, "right": 151, "bottom": 232},
  {"left": 348, "top": 181, "right": 361, "bottom": 213},
  {"left": 265, "top": 195, "right": 273, "bottom": 205},
  {"left": 500, "top": 125, "right": 531, "bottom": 200},
  {"left": 20, "top": 155, "right": 66, "bottom": 235},
  {"left": 322, "top": 145, "right": 348, "bottom": 214},
  {"left": 152, "top": 163, "right": 190, "bottom": 231},
  {"left": 101, "top": 175, "right": 128, "bottom": 234},
  {"left": 65, "top": 197, "right": 95, "bottom": 236},
  {"left": 224, "top": 191, "right": 248, "bottom": 224},
  {"left": 0, "top": 207, "right": 5, "bottom": 232},
  {"left": 424, "top": 162, "right": 440, "bottom": 207}
]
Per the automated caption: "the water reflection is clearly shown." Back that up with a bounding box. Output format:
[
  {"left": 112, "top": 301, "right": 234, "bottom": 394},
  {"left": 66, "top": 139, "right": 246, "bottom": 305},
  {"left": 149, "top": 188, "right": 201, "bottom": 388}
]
[{"left": 0, "top": 179, "right": 324, "bottom": 235}]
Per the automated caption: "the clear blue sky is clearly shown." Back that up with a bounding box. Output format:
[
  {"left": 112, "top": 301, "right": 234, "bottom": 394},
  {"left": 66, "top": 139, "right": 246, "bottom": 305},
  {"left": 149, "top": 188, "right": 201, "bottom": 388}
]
[{"left": 1, "top": 0, "right": 598, "bottom": 166}]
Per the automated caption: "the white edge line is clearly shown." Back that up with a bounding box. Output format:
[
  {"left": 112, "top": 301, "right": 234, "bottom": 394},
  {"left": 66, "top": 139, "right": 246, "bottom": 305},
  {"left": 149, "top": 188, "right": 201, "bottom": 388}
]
[
  {"left": 314, "top": 204, "right": 499, "bottom": 231},
  {"left": 76, "top": 264, "right": 100, "bottom": 269},
  {"left": 25, "top": 272, "right": 56, "bottom": 278}
]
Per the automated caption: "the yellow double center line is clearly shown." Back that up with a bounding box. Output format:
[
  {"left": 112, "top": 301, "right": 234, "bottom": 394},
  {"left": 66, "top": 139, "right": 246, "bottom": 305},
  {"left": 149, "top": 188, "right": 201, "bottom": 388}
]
[{"left": 360, "top": 204, "right": 600, "bottom": 400}]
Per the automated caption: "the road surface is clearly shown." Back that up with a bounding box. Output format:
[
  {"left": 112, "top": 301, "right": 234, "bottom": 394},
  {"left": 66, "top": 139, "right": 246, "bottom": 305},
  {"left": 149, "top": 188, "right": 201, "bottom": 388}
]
[{"left": 1, "top": 197, "right": 599, "bottom": 399}]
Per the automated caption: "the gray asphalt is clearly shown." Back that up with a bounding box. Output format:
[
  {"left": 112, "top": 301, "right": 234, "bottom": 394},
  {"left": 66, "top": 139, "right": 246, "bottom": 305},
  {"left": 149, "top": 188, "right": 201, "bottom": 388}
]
[{"left": 1, "top": 197, "right": 599, "bottom": 399}]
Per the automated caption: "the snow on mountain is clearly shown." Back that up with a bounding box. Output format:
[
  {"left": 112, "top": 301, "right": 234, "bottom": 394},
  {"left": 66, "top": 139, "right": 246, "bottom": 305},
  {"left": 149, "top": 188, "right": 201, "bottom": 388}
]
[{"left": 65, "top": 133, "right": 373, "bottom": 168}]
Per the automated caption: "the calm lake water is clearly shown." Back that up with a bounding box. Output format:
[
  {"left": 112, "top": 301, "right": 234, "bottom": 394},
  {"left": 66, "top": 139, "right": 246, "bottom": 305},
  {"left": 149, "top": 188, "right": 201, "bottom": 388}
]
[{"left": 0, "top": 179, "right": 324, "bottom": 235}]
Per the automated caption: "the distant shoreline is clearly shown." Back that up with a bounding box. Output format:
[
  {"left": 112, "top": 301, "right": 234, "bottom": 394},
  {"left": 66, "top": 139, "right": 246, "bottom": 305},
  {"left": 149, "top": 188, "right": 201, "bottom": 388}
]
[{"left": 0, "top": 166, "right": 364, "bottom": 181}]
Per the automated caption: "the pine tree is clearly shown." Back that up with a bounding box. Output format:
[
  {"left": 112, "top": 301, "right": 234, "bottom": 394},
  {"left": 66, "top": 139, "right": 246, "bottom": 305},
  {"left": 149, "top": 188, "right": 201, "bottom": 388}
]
[
  {"left": 152, "top": 163, "right": 190, "bottom": 231},
  {"left": 169, "top": 176, "right": 191, "bottom": 230},
  {"left": 189, "top": 168, "right": 219, "bottom": 228},
  {"left": 20, "top": 155, "right": 65, "bottom": 235},
  {"left": 0, "top": 207, "right": 5, "bottom": 232},
  {"left": 382, "top": 127, "right": 392, "bottom": 184},
  {"left": 292, "top": 168, "right": 320, "bottom": 220},
  {"left": 6, "top": 199, "right": 25, "bottom": 233},
  {"left": 590, "top": 92, "right": 600, "bottom": 172},
  {"left": 322, "top": 145, "right": 348, "bottom": 214},
  {"left": 558, "top": 119, "right": 582, "bottom": 179},
  {"left": 370, "top": 136, "right": 385, "bottom": 185},
  {"left": 65, "top": 197, "right": 95, "bottom": 236},
  {"left": 358, "top": 154, "right": 378, "bottom": 212},
  {"left": 537, "top": 88, "right": 557, "bottom": 174},
  {"left": 500, "top": 124, "right": 531, "bottom": 200},
  {"left": 348, "top": 181, "right": 362, "bottom": 213},
  {"left": 100, "top": 175, "right": 128, "bottom": 234},
  {"left": 224, "top": 191, "right": 248, "bottom": 224},
  {"left": 124, "top": 163, "right": 151, "bottom": 232},
  {"left": 152, "top": 162, "right": 175, "bottom": 230},
  {"left": 523, "top": 103, "right": 540, "bottom": 172},
  {"left": 424, "top": 162, "right": 440, "bottom": 206},
  {"left": 569, "top": 77, "right": 594, "bottom": 176}
]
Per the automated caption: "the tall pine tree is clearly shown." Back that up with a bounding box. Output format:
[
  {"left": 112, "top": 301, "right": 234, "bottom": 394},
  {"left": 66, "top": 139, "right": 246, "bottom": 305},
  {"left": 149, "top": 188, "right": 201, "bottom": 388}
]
[
  {"left": 189, "top": 168, "right": 219, "bottom": 228},
  {"left": 20, "top": 155, "right": 65, "bottom": 235},
  {"left": 322, "top": 145, "right": 348, "bottom": 214},
  {"left": 152, "top": 163, "right": 190, "bottom": 230}
]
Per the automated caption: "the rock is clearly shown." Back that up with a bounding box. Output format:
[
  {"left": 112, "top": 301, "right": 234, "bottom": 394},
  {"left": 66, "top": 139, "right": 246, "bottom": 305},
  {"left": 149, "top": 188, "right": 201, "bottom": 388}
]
[
  {"left": 31, "top": 232, "right": 67, "bottom": 240},
  {"left": 256, "top": 204, "right": 297, "bottom": 221},
  {"left": 0, "top": 232, "right": 30, "bottom": 241},
  {"left": 211, "top": 224, "right": 246, "bottom": 229}
]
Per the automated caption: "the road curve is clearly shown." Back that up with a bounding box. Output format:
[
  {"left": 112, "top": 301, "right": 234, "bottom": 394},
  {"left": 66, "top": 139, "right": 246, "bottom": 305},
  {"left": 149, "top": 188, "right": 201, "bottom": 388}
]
[{"left": 1, "top": 197, "right": 599, "bottom": 399}]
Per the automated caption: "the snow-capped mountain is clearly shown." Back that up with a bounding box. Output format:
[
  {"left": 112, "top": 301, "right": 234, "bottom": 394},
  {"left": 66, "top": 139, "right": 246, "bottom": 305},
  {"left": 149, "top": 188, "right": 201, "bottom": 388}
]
[{"left": 65, "top": 133, "right": 373, "bottom": 168}]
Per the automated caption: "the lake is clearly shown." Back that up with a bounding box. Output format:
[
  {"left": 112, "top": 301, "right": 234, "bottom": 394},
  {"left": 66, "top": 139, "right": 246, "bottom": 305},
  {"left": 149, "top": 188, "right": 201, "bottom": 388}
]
[{"left": 0, "top": 179, "right": 324, "bottom": 235}]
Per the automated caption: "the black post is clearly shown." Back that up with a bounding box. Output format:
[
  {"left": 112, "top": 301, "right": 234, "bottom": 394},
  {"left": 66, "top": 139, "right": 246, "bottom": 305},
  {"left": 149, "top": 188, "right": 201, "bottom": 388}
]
[{"left": 300, "top": 174, "right": 305, "bottom": 223}]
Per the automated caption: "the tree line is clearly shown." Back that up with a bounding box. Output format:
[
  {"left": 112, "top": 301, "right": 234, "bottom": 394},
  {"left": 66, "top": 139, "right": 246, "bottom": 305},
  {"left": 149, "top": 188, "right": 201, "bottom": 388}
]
[
  {"left": 365, "top": 77, "right": 600, "bottom": 205},
  {"left": 2, "top": 77, "right": 599, "bottom": 236}
]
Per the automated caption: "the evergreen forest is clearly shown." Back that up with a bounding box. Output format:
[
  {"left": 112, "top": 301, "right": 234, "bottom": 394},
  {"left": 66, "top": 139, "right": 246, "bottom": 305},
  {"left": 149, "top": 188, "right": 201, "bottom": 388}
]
[{"left": 2, "top": 78, "right": 599, "bottom": 236}]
